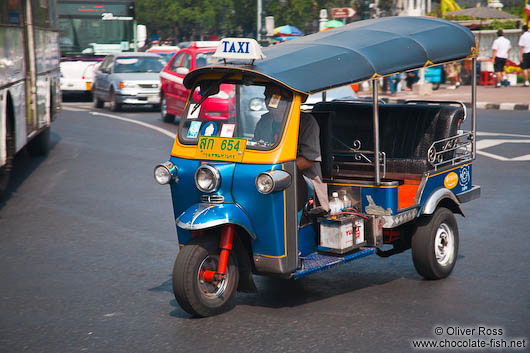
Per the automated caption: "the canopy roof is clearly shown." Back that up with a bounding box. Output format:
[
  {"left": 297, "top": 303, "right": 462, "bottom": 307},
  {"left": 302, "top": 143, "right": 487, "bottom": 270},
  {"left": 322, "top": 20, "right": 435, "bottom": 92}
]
[{"left": 184, "top": 16, "right": 477, "bottom": 95}]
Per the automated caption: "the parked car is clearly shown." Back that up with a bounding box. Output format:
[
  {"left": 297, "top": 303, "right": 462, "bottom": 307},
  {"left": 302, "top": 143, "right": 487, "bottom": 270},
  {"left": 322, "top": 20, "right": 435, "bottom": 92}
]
[
  {"left": 160, "top": 41, "right": 237, "bottom": 123},
  {"left": 146, "top": 45, "right": 180, "bottom": 63},
  {"left": 92, "top": 52, "right": 166, "bottom": 111}
]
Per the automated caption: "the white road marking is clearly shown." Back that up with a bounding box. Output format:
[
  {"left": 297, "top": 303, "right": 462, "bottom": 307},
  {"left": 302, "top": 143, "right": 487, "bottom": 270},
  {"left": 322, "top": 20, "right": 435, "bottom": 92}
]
[
  {"left": 90, "top": 111, "right": 176, "bottom": 139},
  {"left": 477, "top": 131, "right": 530, "bottom": 139},
  {"left": 61, "top": 106, "right": 89, "bottom": 112},
  {"left": 476, "top": 139, "right": 530, "bottom": 161}
]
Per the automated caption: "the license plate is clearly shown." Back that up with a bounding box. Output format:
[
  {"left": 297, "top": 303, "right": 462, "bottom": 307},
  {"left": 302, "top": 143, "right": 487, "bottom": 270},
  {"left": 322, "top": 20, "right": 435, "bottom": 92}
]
[
  {"left": 147, "top": 96, "right": 160, "bottom": 104},
  {"left": 86, "top": 82, "right": 92, "bottom": 91},
  {"left": 195, "top": 136, "right": 246, "bottom": 163}
]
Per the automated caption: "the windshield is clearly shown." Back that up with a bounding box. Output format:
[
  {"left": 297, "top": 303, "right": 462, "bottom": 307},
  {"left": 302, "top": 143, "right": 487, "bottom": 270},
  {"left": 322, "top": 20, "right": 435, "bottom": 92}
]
[
  {"left": 195, "top": 52, "right": 222, "bottom": 68},
  {"left": 59, "top": 17, "right": 134, "bottom": 56},
  {"left": 113, "top": 57, "right": 166, "bottom": 73},
  {"left": 178, "top": 83, "right": 293, "bottom": 151}
]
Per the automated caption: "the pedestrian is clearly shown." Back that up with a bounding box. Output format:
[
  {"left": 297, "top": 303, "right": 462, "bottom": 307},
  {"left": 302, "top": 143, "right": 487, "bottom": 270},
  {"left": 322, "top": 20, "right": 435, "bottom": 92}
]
[
  {"left": 519, "top": 25, "right": 530, "bottom": 87},
  {"left": 405, "top": 70, "right": 419, "bottom": 90},
  {"left": 491, "top": 29, "right": 511, "bottom": 87},
  {"left": 444, "top": 63, "right": 460, "bottom": 89},
  {"left": 389, "top": 73, "right": 401, "bottom": 96}
]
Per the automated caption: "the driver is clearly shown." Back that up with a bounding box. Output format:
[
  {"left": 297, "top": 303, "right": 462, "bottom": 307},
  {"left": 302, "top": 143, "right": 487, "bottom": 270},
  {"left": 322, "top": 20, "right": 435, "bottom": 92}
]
[{"left": 253, "top": 86, "right": 329, "bottom": 213}]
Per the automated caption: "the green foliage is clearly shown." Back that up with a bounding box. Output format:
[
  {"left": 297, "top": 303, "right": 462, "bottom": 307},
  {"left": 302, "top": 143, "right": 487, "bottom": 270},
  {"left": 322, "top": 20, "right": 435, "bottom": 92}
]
[{"left": 136, "top": 0, "right": 372, "bottom": 42}]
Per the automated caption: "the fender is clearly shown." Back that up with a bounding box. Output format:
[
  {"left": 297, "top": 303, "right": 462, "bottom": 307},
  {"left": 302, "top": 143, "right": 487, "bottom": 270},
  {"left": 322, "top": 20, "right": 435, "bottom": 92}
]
[
  {"left": 176, "top": 203, "right": 256, "bottom": 239},
  {"left": 421, "top": 188, "right": 464, "bottom": 216}
]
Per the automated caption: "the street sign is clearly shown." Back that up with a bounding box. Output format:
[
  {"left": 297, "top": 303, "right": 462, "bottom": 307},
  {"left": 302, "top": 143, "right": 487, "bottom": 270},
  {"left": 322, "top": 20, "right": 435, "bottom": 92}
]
[{"left": 332, "top": 7, "right": 356, "bottom": 18}]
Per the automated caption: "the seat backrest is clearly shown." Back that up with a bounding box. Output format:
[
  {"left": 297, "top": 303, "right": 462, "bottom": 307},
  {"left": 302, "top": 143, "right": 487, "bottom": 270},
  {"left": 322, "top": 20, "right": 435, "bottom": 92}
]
[{"left": 312, "top": 101, "right": 463, "bottom": 160}]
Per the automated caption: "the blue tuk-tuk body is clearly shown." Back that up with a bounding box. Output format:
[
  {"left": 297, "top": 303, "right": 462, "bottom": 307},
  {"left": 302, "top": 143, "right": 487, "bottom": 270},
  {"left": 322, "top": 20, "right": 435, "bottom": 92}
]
[{"left": 154, "top": 16, "right": 481, "bottom": 317}]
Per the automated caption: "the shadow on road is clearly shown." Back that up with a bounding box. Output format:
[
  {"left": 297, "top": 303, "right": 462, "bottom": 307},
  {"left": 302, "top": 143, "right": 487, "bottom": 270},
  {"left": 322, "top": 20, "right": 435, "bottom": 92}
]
[{"left": 0, "top": 131, "right": 61, "bottom": 210}]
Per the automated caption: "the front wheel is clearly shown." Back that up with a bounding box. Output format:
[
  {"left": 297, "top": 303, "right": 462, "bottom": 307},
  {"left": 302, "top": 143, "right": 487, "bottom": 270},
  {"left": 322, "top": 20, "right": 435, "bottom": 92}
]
[
  {"left": 412, "top": 207, "right": 459, "bottom": 280},
  {"left": 93, "top": 88, "right": 104, "bottom": 108},
  {"left": 109, "top": 90, "right": 121, "bottom": 112},
  {"left": 172, "top": 236, "right": 239, "bottom": 317}
]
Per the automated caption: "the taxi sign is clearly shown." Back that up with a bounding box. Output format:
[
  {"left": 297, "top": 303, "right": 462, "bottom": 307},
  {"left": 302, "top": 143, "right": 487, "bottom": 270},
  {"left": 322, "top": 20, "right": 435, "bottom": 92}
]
[{"left": 213, "top": 38, "right": 265, "bottom": 62}]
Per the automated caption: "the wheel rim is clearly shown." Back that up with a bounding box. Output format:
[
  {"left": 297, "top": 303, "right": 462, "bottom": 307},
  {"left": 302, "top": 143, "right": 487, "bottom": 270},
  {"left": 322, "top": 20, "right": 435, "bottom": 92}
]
[
  {"left": 434, "top": 222, "right": 455, "bottom": 266},
  {"left": 161, "top": 96, "right": 167, "bottom": 117},
  {"left": 197, "top": 256, "right": 228, "bottom": 299}
]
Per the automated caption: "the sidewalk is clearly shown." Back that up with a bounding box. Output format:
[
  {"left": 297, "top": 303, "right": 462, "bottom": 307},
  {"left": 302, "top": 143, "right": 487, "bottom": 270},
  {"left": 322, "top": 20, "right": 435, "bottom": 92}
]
[{"left": 356, "top": 83, "right": 530, "bottom": 110}]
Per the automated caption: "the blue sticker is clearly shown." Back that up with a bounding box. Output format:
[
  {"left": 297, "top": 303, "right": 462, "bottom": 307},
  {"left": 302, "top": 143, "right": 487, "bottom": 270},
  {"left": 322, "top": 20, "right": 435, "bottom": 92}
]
[
  {"left": 200, "top": 121, "right": 218, "bottom": 137},
  {"left": 187, "top": 121, "right": 202, "bottom": 138}
]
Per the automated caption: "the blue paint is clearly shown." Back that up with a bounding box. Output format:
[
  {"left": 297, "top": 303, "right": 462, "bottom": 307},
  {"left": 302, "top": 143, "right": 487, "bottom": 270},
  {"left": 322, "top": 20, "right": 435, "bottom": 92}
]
[
  {"left": 361, "top": 186, "right": 398, "bottom": 215},
  {"left": 232, "top": 163, "right": 287, "bottom": 257},
  {"left": 419, "top": 164, "right": 473, "bottom": 208},
  {"left": 298, "top": 224, "right": 317, "bottom": 257}
]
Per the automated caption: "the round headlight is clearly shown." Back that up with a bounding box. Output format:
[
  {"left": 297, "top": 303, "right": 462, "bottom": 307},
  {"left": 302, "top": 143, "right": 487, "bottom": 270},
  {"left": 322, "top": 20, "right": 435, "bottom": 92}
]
[
  {"left": 154, "top": 165, "right": 171, "bottom": 185},
  {"left": 249, "top": 98, "right": 265, "bottom": 111},
  {"left": 256, "top": 173, "right": 274, "bottom": 194},
  {"left": 195, "top": 165, "right": 220, "bottom": 193}
]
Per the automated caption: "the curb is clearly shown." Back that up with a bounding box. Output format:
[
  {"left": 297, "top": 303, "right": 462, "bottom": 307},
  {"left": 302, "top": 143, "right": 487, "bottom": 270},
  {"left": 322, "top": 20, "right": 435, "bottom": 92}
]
[{"left": 384, "top": 98, "right": 529, "bottom": 111}]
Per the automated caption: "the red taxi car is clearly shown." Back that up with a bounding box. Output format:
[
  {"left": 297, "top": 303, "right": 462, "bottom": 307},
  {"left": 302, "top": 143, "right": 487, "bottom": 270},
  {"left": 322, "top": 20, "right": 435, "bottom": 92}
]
[{"left": 159, "top": 41, "right": 234, "bottom": 123}]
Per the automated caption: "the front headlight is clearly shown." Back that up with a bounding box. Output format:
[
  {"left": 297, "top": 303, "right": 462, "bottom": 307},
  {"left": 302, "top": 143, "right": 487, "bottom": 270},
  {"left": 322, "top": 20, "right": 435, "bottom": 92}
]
[
  {"left": 119, "top": 81, "right": 136, "bottom": 89},
  {"left": 195, "top": 164, "right": 220, "bottom": 193},
  {"left": 249, "top": 98, "right": 265, "bottom": 111},
  {"left": 154, "top": 162, "right": 178, "bottom": 185},
  {"left": 255, "top": 170, "right": 292, "bottom": 194}
]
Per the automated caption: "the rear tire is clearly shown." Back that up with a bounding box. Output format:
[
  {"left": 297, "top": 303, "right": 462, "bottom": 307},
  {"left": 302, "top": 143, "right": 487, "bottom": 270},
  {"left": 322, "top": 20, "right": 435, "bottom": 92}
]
[
  {"left": 109, "top": 90, "right": 121, "bottom": 112},
  {"left": 172, "top": 236, "right": 239, "bottom": 317},
  {"left": 160, "top": 94, "right": 174, "bottom": 123},
  {"left": 412, "top": 207, "right": 459, "bottom": 280},
  {"left": 28, "top": 127, "right": 50, "bottom": 157}
]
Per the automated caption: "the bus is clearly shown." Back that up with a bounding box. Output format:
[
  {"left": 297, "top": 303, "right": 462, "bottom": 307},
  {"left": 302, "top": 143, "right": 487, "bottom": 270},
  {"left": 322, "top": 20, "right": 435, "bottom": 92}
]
[
  {"left": 57, "top": 0, "right": 145, "bottom": 96},
  {"left": 1, "top": 0, "right": 60, "bottom": 197}
]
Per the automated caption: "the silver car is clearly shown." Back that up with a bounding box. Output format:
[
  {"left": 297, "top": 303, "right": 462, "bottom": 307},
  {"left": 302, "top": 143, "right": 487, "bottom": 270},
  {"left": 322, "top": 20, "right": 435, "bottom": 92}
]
[{"left": 93, "top": 52, "right": 166, "bottom": 111}]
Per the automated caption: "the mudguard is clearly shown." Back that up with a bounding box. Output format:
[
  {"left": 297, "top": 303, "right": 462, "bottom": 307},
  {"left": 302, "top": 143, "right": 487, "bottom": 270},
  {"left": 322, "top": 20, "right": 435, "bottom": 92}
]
[
  {"left": 176, "top": 203, "right": 256, "bottom": 239},
  {"left": 421, "top": 188, "right": 464, "bottom": 216}
]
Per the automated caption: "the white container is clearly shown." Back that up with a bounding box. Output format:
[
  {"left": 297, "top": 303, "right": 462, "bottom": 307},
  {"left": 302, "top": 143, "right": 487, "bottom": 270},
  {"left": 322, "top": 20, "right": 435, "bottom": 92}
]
[
  {"left": 319, "top": 218, "right": 354, "bottom": 253},
  {"left": 480, "top": 61, "right": 494, "bottom": 72},
  {"left": 329, "top": 192, "right": 344, "bottom": 215}
]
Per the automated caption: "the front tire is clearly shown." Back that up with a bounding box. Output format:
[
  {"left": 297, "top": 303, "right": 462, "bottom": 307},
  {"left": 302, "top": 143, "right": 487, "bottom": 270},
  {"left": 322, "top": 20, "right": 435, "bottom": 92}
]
[
  {"left": 412, "top": 207, "right": 459, "bottom": 280},
  {"left": 160, "top": 94, "right": 174, "bottom": 123},
  {"left": 172, "top": 236, "right": 239, "bottom": 317},
  {"left": 109, "top": 90, "right": 121, "bottom": 112}
]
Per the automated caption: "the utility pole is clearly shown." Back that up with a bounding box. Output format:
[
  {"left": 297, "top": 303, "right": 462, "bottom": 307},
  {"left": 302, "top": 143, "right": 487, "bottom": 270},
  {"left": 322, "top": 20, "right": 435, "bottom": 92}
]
[{"left": 257, "top": 0, "right": 262, "bottom": 41}]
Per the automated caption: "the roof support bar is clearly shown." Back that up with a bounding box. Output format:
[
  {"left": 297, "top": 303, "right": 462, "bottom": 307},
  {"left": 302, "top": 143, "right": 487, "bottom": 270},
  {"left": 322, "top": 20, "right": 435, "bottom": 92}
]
[
  {"left": 372, "top": 80, "right": 380, "bottom": 185},
  {"left": 471, "top": 57, "right": 477, "bottom": 160}
]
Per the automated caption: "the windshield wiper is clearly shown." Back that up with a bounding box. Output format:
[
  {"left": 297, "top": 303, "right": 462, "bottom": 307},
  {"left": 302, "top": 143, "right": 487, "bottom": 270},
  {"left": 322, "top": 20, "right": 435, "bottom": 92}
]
[{"left": 190, "top": 74, "right": 230, "bottom": 116}]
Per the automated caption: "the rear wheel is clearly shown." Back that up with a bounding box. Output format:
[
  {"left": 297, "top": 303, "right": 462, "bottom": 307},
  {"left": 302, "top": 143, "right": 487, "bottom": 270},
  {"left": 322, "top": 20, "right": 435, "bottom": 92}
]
[
  {"left": 172, "top": 236, "right": 239, "bottom": 317},
  {"left": 160, "top": 94, "right": 174, "bottom": 123},
  {"left": 412, "top": 207, "right": 459, "bottom": 280},
  {"left": 109, "top": 90, "right": 121, "bottom": 112}
]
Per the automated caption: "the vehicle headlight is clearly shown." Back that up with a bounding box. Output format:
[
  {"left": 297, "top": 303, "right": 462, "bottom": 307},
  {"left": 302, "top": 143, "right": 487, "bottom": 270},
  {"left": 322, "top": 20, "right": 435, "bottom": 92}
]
[
  {"left": 119, "top": 81, "right": 136, "bottom": 89},
  {"left": 195, "top": 164, "right": 220, "bottom": 193},
  {"left": 255, "top": 170, "right": 291, "bottom": 194},
  {"left": 154, "top": 161, "right": 178, "bottom": 185},
  {"left": 249, "top": 98, "right": 265, "bottom": 111}
]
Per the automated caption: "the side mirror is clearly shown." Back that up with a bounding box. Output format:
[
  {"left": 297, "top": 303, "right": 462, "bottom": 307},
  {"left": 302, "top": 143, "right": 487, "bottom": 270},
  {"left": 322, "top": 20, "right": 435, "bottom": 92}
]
[{"left": 176, "top": 67, "right": 189, "bottom": 75}]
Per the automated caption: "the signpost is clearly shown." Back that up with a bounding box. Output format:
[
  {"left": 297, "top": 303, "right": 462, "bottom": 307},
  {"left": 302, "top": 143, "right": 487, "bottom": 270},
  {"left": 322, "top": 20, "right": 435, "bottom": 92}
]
[{"left": 332, "top": 7, "right": 356, "bottom": 18}]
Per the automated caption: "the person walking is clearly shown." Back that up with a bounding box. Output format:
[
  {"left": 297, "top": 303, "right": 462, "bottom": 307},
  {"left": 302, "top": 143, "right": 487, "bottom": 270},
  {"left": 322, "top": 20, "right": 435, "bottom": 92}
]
[
  {"left": 519, "top": 25, "right": 530, "bottom": 87},
  {"left": 491, "top": 29, "right": 511, "bottom": 87}
]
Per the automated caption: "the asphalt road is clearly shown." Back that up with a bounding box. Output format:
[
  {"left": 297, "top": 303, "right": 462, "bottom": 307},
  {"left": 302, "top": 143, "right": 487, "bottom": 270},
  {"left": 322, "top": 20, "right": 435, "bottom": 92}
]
[{"left": 0, "top": 100, "right": 529, "bottom": 353}]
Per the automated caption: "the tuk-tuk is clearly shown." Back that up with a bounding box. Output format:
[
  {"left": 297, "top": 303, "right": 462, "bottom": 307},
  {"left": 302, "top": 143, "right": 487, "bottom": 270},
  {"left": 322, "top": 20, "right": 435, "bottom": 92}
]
[{"left": 154, "top": 16, "right": 481, "bottom": 317}]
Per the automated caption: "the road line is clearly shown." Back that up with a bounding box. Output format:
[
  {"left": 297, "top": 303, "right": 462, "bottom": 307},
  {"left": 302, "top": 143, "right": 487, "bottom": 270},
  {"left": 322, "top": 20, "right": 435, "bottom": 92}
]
[
  {"left": 477, "top": 131, "right": 530, "bottom": 139},
  {"left": 90, "top": 111, "right": 176, "bottom": 139},
  {"left": 61, "top": 107, "right": 89, "bottom": 112}
]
